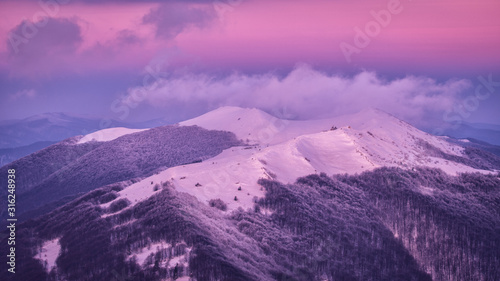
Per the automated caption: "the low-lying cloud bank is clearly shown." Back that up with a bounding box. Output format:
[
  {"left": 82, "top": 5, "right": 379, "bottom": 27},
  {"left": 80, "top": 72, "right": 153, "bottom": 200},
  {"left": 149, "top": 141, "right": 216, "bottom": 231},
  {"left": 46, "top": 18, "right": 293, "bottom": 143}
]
[{"left": 123, "top": 65, "right": 471, "bottom": 129}]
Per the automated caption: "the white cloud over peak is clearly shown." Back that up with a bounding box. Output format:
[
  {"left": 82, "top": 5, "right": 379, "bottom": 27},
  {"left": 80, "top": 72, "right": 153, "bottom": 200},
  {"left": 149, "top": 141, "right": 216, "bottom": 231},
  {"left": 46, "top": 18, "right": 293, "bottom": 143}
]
[{"left": 122, "top": 65, "right": 471, "bottom": 128}]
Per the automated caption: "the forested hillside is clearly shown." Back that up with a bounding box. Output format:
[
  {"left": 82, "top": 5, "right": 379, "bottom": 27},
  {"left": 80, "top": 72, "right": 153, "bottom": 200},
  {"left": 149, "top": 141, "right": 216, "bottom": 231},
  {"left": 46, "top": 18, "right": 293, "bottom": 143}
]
[
  {"left": 0, "top": 125, "right": 242, "bottom": 221},
  {"left": 337, "top": 167, "right": 500, "bottom": 281},
  {"left": 3, "top": 167, "right": 498, "bottom": 281}
]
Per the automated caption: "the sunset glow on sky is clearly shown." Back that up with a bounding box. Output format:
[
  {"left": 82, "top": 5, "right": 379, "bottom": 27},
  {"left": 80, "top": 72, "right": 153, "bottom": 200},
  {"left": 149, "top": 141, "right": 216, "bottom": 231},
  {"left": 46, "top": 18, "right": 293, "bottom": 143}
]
[{"left": 0, "top": 0, "right": 499, "bottom": 129}]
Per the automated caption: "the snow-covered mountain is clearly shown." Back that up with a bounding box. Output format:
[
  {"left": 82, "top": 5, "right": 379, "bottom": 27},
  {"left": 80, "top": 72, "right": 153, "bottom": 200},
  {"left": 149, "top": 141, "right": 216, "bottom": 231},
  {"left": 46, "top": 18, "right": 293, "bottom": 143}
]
[
  {"left": 0, "top": 113, "right": 111, "bottom": 149},
  {"left": 1, "top": 106, "right": 499, "bottom": 281},
  {"left": 101, "top": 107, "right": 496, "bottom": 213},
  {"left": 76, "top": 127, "right": 148, "bottom": 144},
  {"left": 0, "top": 113, "right": 175, "bottom": 165}
]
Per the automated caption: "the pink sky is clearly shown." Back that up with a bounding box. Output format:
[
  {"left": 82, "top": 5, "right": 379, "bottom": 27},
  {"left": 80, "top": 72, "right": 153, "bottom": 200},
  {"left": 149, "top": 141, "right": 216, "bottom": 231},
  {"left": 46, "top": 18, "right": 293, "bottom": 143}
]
[
  {"left": 1, "top": 0, "right": 499, "bottom": 126},
  {"left": 1, "top": 0, "right": 499, "bottom": 77}
]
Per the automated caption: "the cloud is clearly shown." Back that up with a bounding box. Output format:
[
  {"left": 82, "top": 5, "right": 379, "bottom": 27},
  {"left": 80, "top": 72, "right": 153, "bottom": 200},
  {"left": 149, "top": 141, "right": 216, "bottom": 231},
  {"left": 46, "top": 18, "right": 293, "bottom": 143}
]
[
  {"left": 4, "top": 17, "right": 149, "bottom": 78},
  {"left": 115, "top": 29, "right": 141, "bottom": 45},
  {"left": 5, "top": 17, "right": 83, "bottom": 77},
  {"left": 64, "top": 0, "right": 215, "bottom": 2},
  {"left": 10, "top": 89, "right": 37, "bottom": 100},
  {"left": 122, "top": 65, "right": 471, "bottom": 128},
  {"left": 142, "top": 2, "right": 216, "bottom": 39},
  {"left": 7, "top": 17, "right": 82, "bottom": 57}
]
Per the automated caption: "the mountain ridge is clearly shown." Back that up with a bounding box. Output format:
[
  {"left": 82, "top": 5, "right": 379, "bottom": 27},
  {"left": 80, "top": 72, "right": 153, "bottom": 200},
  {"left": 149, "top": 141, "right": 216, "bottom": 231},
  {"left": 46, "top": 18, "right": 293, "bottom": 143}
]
[{"left": 1, "top": 106, "right": 499, "bottom": 281}]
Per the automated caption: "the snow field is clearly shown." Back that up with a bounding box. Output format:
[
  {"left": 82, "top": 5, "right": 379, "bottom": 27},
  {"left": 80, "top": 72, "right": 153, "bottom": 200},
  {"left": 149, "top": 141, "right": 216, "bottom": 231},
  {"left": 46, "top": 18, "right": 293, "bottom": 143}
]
[
  {"left": 101, "top": 107, "right": 493, "bottom": 216},
  {"left": 34, "top": 238, "right": 61, "bottom": 273},
  {"left": 77, "top": 127, "right": 147, "bottom": 144}
]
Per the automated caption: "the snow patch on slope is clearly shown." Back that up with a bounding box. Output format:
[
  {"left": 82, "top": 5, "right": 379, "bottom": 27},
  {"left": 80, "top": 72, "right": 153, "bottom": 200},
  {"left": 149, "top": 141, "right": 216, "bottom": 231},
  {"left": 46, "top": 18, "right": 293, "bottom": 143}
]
[
  {"left": 34, "top": 238, "right": 61, "bottom": 273},
  {"left": 164, "top": 147, "right": 268, "bottom": 212},
  {"left": 165, "top": 247, "right": 191, "bottom": 269},
  {"left": 100, "top": 145, "right": 269, "bottom": 213},
  {"left": 77, "top": 127, "right": 147, "bottom": 144},
  {"left": 127, "top": 240, "right": 191, "bottom": 278},
  {"left": 293, "top": 130, "right": 375, "bottom": 174},
  {"left": 417, "top": 186, "right": 436, "bottom": 196},
  {"left": 128, "top": 241, "right": 171, "bottom": 266},
  {"left": 100, "top": 177, "right": 164, "bottom": 216}
]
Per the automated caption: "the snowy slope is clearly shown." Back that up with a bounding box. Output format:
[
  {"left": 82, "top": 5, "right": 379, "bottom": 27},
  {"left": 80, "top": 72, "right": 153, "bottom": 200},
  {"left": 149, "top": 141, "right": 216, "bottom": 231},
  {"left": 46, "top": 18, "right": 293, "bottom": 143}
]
[
  {"left": 180, "top": 107, "right": 462, "bottom": 156},
  {"left": 180, "top": 106, "right": 335, "bottom": 145},
  {"left": 77, "top": 127, "right": 147, "bottom": 144},
  {"left": 99, "top": 146, "right": 268, "bottom": 213},
  {"left": 34, "top": 238, "right": 61, "bottom": 273},
  {"left": 181, "top": 107, "right": 481, "bottom": 173},
  {"left": 102, "top": 107, "right": 494, "bottom": 214}
]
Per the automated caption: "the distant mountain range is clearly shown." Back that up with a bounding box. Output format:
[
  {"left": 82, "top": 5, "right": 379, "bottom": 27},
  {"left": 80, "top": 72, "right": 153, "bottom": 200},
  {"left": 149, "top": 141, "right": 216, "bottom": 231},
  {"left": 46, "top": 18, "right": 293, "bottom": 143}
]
[
  {"left": 0, "top": 125, "right": 242, "bottom": 222},
  {"left": 1, "top": 107, "right": 499, "bottom": 281},
  {"left": 440, "top": 122, "right": 500, "bottom": 146},
  {"left": 0, "top": 112, "right": 175, "bottom": 149},
  {"left": 0, "top": 113, "right": 170, "bottom": 166},
  {"left": 0, "top": 141, "right": 57, "bottom": 167},
  {"left": 0, "top": 113, "right": 120, "bottom": 149},
  {"left": 1, "top": 111, "right": 499, "bottom": 167}
]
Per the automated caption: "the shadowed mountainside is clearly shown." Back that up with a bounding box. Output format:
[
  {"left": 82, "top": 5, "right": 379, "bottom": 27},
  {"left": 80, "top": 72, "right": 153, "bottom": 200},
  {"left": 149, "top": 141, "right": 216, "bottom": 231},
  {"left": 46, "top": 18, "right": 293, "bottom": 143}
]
[
  {"left": 2, "top": 168, "right": 499, "bottom": 280},
  {"left": 0, "top": 125, "right": 242, "bottom": 221}
]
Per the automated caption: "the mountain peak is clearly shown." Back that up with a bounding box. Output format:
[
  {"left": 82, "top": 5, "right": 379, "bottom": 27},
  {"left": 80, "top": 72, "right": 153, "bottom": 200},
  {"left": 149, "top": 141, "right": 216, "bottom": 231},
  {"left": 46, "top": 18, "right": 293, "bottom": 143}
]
[
  {"left": 22, "top": 112, "right": 75, "bottom": 123},
  {"left": 197, "top": 106, "right": 274, "bottom": 119},
  {"left": 179, "top": 106, "right": 416, "bottom": 146},
  {"left": 178, "top": 106, "right": 492, "bottom": 177},
  {"left": 180, "top": 106, "right": 280, "bottom": 143}
]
